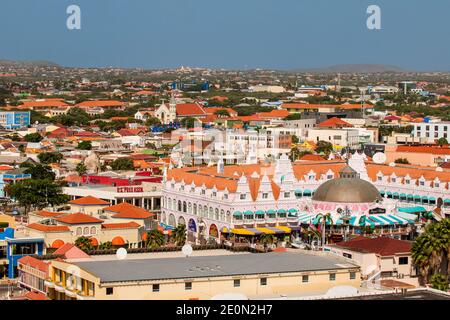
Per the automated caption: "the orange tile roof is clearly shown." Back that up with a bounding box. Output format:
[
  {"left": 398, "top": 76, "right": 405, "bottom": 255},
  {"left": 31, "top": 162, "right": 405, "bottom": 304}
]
[
  {"left": 298, "top": 154, "right": 326, "bottom": 161},
  {"left": 317, "top": 117, "right": 353, "bottom": 128},
  {"left": 256, "top": 109, "right": 290, "bottom": 119},
  {"left": 27, "top": 223, "right": 70, "bottom": 232},
  {"left": 176, "top": 103, "right": 206, "bottom": 116},
  {"left": 335, "top": 236, "right": 412, "bottom": 256},
  {"left": 77, "top": 100, "right": 125, "bottom": 108},
  {"left": 56, "top": 213, "right": 103, "bottom": 225},
  {"left": 101, "top": 222, "right": 141, "bottom": 229},
  {"left": 104, "top": 202, "right": 154, "bottom": 219},
  {"left": 395, "top": 145, "right": 450, "bottom": 155},
  {"left": 69, "top": 196, "right": 110, "bottom": 206},
  {"left": 34, "top": 210, "right": 65, "bottom": 218},
  {"left": 24, "top": 291, "right": 49, "bottom": 300},
  {"left": 18, "top": 256, "right": 49, "bottom": 273},
  {"left": 19, "top": 100, "right": 69, "bottom": 108}
]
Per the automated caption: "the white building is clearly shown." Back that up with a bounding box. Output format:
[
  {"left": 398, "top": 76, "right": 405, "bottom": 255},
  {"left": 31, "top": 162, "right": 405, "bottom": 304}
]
[
  {"left": 412, "top": 122, "right": 450, "bottom": 142},
  {"left": 306, "top": 128, "right": 360, "bottom": 149}
]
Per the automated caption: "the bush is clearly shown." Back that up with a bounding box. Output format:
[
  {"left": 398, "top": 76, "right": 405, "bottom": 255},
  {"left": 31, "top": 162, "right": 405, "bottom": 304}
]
[{"left": 0, "top": 222, "right": 9, "bottom": 228}]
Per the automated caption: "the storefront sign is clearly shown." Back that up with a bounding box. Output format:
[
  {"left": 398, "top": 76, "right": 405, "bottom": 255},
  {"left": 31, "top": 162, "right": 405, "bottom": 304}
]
[
  {"left": 369, "top": 207, "right": 386, "bottom": 215},
  {"left": 116, "top": 186, "right": 144, "bottom": 193}
]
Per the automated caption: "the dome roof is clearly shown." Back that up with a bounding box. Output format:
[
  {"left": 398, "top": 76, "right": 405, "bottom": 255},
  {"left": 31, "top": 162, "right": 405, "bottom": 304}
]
[{"left": 312, "top": 166, "right": 382, "bottom": 203}]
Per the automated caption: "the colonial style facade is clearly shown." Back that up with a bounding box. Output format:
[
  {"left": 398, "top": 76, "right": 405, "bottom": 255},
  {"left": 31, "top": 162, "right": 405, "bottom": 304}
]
[{"left": 161, "top": 153, "right": 450, "bottom": 243}]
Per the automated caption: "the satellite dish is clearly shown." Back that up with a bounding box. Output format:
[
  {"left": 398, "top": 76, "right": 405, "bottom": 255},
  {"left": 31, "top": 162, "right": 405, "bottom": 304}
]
[
  {"left": 372, "top": 152, "right": 387, "bottom": 164},
  {"left": 389, "top": 162, "right": 396, "bottom": 167},
  {"left": 116, "top": 248, "right": 127, "bottom": 260},
  {"left": 182, "top": 244, "right": 193, "bottom": 257}
]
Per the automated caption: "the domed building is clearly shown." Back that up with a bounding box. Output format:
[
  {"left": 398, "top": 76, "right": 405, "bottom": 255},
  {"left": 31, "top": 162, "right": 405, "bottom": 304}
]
[
  {"left": 309, "top": 164, "right": 414, "bottom": 241},
  {"left": 312, "top": 165, "right": 382, "bottom": 214}
]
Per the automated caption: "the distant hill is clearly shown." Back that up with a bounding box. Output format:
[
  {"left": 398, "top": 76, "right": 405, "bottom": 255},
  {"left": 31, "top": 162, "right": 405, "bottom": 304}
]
[
  {"left": 294, "top": 64, "right": 406, "bottom": 73},
  {"left": 0, "top": 59, "right": 60, "bottom": 68}
]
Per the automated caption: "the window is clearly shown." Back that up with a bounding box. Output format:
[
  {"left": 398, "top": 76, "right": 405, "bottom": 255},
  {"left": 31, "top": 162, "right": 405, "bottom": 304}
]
[
  {"left": 260, "top": 278, "right": 267, "bottom": 286},
  {"left": 233, "top": 279, "right": 240, "bottom": 287},
  {"left": 223, "top": 194, "right": 228, "bottom": 200},
  {"left": 240, "top": 194, "right": 246, "bottom": 200},
  {"left": 302, "top": 275, "right": 309, "bottom": 283},
  {"left": 399, "top": 257, "right": 409, "bottom": 265},
  {"left": 284, "top": 192, "right": 290, "bottom": 198},
  {"left": 420, "top": 181, "right": 425, "bottom": 186},
  {"left": 377, "top": 176, "right": 382, "bottom": 181},
  {"left": 185, "top": 282, "right": 192, "bottom": 290},
  {"left": 90, "top": 227, "right": 96, "bottom": 235},
  {"left": 343, "top": 253, "right": 352, "bottom": 259},
  {"left": 262, "top": 193, "right": 268, "bottom": 199},
  {"left": 212, "top": 192, "right": 217, "bottom": 197},
  {"left": 153, "top": 284, "right": 160, "bottom": 292},
  {"left": 329, "top": 273, "right": 336, "bottom": 281},
  {"left": 106, "top": 287, "right": 114, "bottom": 295},
  {"left": 350, "top": 272, "right": 356, "bottom": 280},
  {"left": 201, "top": 189, "right": 206, "bottom": 195}
]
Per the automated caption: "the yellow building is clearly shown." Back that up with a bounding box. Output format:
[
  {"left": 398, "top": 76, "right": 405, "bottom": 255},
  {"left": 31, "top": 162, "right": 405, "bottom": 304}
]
[{"left": 46, "top": 252, "right": 361, "bottom": 300}]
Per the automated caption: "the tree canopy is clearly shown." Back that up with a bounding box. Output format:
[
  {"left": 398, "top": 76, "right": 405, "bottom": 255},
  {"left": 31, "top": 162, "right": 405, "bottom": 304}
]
[
  {"left": 6, "top": 179, "right": 69, "bottom": 213},
  {"left": 77, "top": 140, "right": 92, "bottom": 150},
  {"left": 110, "top": 157, "right": 134, "bottom": 171},
  {"left": 38, "top": 152, "right": 63, "bottom": 164},
  {"left": 24, "top": 132, "right": 43, "bottom": 143}
]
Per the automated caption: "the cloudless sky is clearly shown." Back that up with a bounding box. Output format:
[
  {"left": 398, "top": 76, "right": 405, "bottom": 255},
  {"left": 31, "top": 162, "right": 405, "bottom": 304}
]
[{"left": 0, "top": 0, "right": 449, "bottom": 70}]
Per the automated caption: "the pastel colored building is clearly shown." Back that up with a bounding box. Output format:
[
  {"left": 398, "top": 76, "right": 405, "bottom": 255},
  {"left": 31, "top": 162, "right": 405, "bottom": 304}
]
[
  {"left": 0, "top": 111, "right": 31, "bottom": 129},
  {"left": 45, "top": 252, "right": 361, "bottom": 300}
]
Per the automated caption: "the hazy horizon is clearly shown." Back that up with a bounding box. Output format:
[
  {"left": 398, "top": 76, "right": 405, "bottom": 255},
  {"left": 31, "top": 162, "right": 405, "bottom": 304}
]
[{"left": 1, "top": 0, "right": 449, "bottom": 71}]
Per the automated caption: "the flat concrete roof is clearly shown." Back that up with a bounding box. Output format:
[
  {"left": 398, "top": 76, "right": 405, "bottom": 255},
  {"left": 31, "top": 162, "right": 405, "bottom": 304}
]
[{"left": 73, "top": 252, "right": 358, "bottom": 283}]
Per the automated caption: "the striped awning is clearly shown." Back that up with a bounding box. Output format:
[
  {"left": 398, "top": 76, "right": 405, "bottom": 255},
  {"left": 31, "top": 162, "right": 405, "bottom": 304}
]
[
  {"left": 445, "top": 199, "right": 450, "bottom": 203},
  {"left": 288, "top": 208, "right": 298, "bottom": 214},
  {"left": 414, "top": 195, "right": 421, "bottom": 199},
  {"left": 231, "top": 228, "right": 254, "bottom": 235},
  {"left": 278, "top": 209, "right": 287, "bottom": 214},
  {"left": 297, "top": 213, "right": 315, "bottom": 224},
  {"left": 233, "top": 211, "right": 242, "bottom": 217},
  {"left": 266, "top": 209, "right": 276, "bottom": 214},
  {"left": 393, "top": 192, "right": 399, "bottom": 197},
  {"left": 244, "top": 211, "right": 254, "bottom": 216},
  {"left": 256, "top": 227, "right": 287, "bottom": 234},
  {"left": 276, "top": 226, "right": 291, "bottom": 233},
  {"left": 246, "top": 228, "right": 263, "bottom": 235},
  {"left": 255, "top": 210, "right": 265, "bottom": 215}
]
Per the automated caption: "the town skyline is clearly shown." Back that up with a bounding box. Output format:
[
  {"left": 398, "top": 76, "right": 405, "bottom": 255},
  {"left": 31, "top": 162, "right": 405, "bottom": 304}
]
[{"left": 1, "top": 0, "right": 450, "bottom": 71}]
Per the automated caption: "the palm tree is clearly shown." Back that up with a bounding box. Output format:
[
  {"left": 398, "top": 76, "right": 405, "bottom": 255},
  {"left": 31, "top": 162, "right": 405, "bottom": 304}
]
[
  {"left": 99, "top": 241, "right": 112, "bottom": 250},
  {"left": 173, "top": 224, "right": 187, "bottom": 246},
  {"left": 74, "top": 236, "right": 93, "bottom": 252},
  {"left": 259, "top": 234, "right": 277, "bottom": 252},
  {"left": 146, "top": 229, "right": 165, "bottom": 249},
  {"left": 315, "top": 213, "right": 334, "bottom": 250},
  {"left": 412, "top": 218, "right": 450, "bottom": 285}
]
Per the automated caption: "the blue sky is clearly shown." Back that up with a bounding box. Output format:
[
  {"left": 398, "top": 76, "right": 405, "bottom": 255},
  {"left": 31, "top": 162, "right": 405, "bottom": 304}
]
[{"left": 0, "top": 0, "right": 449, "bottom": 70}]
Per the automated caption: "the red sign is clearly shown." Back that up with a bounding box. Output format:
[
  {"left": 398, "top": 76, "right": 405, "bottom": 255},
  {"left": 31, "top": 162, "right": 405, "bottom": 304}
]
[{"left": 116, "top": 186, "right": 144, "bottom": 193}]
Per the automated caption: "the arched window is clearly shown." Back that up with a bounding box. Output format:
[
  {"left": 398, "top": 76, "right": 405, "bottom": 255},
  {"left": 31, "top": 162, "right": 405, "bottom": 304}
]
[
  {"left": 83, "top": 227, "right": 89, "bottom": 235},
  {"left": 215, "top": 208, "right": 219, "bottom": 220},
  {"left": 220, "top": 210, "right": 225, "bottom": 221},
  {"left": 198, "top": 205, "right": 202, "bottom": 216},
  {"left": 90, "top": 227, "right": 96, "bottom": 235},
  {"left": 76, "top": 227, "right": 82, "bottom": 236},
  {"left": 193, "top": 204, "right": 197, "bottom": 215},
  {"left": 226, "top": 211, "right": 231, "bottom": 223},
  {"left": 204, "top": 205, "right": 208, "bottom": 218},
  {"left": 178, "top": 200, "right": 182, "bottom": 212},
  {"left": 183, "top": 201, "right": 187, "bottom": 213},
  {"left": 209, "top": 207, "right": 214, "bottom": 219},
  {"left": 167, "top": 198, "right": 171, "bottom": 210},
  {"left": 188, "top": 202, "right": 192, "bottom": 214}
]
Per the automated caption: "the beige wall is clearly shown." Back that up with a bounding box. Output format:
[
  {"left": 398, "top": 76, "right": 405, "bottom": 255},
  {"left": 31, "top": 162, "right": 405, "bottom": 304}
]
[
  {"left": 48, "top": 260, "right": 360, "bottom": 300},
  {"left": 70, "top": 204, "right": 109, "bottom": 216},
  {"left": 0, "top": 214, "right": 16, "bottom": 228}
]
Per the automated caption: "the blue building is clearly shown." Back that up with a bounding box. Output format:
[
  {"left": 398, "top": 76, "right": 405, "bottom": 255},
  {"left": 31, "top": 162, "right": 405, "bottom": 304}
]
[
  {"left": 5, "top": 235, "right": 44, "bottom": 278},
  {"left": 0, "top": 169, "right": 32, "bottom": 197},
  {"left": 0, "top": 111, "right": 31, "bottom": 129}
]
